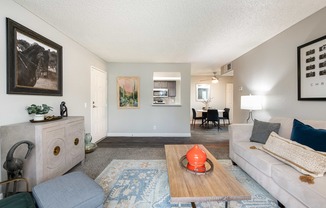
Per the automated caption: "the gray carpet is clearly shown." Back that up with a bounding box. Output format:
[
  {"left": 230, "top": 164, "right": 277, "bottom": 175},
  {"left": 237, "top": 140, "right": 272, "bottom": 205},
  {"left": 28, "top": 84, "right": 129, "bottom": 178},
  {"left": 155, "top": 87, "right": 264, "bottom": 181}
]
[{"left": 70, "top": 124, "right": 229, "bottom": 179}]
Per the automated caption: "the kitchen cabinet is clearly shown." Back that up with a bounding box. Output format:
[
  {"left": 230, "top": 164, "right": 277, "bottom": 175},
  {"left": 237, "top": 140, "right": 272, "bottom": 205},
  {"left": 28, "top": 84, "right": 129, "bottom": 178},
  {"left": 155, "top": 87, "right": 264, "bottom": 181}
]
[
  {"left": 154, "top": 81, "right": 168, "bottom": 88},
  {"left": 0, "top": 116, "right": 85, "bottom": 190},
  {"left": 168, "top": 81, "right": 176, "bottom": 97},
  {"left": 154, "top": 81, "right": 176, "bottom": 97}
]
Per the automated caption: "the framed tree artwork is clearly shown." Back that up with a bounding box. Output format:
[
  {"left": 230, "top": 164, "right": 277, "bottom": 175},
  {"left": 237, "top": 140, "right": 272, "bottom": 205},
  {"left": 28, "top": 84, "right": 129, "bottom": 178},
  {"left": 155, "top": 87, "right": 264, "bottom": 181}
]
[
  {"left": 297, "top": 35, "right": 326, "bottom": 100},
  {"left": 6, "top": 18, "right": 63, "bottom": 96},
  {"left": 117, "top": 76, "right": 140, "bottom": 108}
]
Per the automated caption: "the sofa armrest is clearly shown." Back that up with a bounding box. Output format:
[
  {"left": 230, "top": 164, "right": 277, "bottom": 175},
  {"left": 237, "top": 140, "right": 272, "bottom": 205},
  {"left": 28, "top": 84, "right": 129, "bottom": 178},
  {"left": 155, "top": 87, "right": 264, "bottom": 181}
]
[
  {"left": 229, "top": 123, "right": 254, "bottom": 161},
  {"left": 229, "top": 123, "right": 253, "bottom": 143}
]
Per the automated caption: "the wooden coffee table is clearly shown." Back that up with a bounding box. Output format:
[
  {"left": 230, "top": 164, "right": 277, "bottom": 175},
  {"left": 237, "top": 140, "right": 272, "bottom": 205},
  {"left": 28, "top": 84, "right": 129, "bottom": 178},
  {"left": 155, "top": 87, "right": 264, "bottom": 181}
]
[{"left": 165, "top": 144, "right": 250, "bottom": 207}]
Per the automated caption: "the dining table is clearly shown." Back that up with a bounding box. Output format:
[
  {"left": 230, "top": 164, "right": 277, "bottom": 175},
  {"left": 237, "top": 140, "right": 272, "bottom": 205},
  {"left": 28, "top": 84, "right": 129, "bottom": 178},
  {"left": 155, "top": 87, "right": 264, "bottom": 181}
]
[{"left": 196, "top": 109, "right": 224, "bottom": 129}]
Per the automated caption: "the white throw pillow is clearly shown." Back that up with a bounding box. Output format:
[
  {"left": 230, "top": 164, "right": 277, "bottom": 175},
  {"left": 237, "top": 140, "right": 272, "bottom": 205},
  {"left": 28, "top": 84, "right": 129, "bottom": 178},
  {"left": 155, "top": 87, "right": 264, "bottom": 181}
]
[{"left": 261, "top": 132, "right": 326, "bottom": 177}]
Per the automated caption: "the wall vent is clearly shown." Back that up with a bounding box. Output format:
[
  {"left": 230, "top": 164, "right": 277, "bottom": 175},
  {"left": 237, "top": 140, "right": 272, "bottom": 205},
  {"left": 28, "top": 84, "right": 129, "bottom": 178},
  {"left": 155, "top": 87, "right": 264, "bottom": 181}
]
[{"left": 222, "top": 63, "right": 233, "bottom": 75}]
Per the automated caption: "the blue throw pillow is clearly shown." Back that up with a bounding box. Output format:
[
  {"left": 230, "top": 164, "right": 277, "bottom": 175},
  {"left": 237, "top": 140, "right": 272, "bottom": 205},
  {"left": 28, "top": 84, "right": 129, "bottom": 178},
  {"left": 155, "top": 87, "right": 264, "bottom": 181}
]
[{"left": 291, "top": 119, "right": 326, "bottom": 152}]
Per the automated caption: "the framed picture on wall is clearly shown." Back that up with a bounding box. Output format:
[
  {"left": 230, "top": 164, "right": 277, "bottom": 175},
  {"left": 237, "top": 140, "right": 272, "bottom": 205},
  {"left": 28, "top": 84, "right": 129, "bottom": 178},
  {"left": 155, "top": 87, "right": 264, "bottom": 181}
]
[
  {"left": 195, "top": 84, "right": 210, "bottom": 101},
  {"left": 6, "top": 18, "right": 63, "bottom": 96},
  {"left": 117, "top": 76, "right": 140, "bottom": 108},
  {"left": 297, "top": 35, "right": 326, "bottom": 100}
]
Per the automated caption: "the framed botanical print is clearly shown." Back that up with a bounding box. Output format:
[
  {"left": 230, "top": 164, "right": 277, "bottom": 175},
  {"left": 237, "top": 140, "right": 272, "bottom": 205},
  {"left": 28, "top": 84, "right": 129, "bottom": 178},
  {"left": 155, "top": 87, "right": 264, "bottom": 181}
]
[{"left": 117, "top": 76, "right": 140, "bottom": 108}]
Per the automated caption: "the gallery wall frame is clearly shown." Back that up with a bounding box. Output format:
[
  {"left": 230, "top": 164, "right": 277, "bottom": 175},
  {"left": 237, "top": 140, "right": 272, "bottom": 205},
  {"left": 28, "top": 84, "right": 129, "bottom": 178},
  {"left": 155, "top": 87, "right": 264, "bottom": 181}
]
[
  {"left": 297, "top": 35, "right": 326, "bottom": 100},
  {"left": 7, "top": 18, "right": 63, "bottom": 96},
  {"left": 117, "top": 76, "right": 140, "bottom": 109}
]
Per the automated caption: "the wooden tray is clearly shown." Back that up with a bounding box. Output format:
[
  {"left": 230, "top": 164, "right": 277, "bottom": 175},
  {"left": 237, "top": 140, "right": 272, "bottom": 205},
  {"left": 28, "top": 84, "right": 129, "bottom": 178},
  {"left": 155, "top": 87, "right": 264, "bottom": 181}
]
[{"left": 30, "top": 116, "right": 63, "bottom": 123}]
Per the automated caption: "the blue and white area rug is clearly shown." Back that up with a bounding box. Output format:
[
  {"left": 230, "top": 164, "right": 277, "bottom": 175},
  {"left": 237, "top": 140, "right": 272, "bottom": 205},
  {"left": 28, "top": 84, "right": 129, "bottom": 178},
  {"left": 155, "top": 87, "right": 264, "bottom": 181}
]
[{"left": 95, "top": 160, "right": 278, "bottom": 208}]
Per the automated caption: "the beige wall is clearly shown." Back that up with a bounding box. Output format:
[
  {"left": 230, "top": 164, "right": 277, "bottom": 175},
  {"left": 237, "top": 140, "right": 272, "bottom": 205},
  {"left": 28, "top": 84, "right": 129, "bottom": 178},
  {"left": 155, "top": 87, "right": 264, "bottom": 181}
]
[
  {"left": 232, "top": 7, "right": 326, "bottom": 123},
  {"left": 0, "top": 0, "right": 106, "bottom": 132}
]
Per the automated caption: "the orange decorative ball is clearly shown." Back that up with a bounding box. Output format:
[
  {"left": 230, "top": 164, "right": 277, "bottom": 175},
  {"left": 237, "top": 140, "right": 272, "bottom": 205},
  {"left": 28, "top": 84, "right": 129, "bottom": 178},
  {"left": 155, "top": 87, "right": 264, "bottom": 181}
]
[{"left": 186, "top": 144, "right": 207, "bottom": 172}]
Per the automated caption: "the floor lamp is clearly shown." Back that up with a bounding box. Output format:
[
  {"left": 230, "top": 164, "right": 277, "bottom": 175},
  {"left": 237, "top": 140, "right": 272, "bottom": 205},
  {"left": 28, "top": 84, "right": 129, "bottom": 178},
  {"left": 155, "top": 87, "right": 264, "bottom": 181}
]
[{"left": 241, "top": 95, "right": 262, "bottom": 123}]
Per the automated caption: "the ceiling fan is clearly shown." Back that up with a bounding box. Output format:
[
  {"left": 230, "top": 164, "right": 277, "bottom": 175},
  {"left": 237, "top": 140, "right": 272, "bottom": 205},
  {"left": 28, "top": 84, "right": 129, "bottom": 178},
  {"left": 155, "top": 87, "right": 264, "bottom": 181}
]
[{"left": 200, "top": 72, "right": 219, "bottom": 84}]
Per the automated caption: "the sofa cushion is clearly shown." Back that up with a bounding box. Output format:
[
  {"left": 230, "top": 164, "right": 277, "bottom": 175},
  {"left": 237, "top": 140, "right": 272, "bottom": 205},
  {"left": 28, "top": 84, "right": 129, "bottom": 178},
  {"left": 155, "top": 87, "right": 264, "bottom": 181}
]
[
  {"left": 272, "top": 164, "right": 326, "bottom": 208},
  {"left": 262, "top": 132, "right": 326, "bottom": 177},
  {"left": 232, "top": 141, "right": 284, "bottom": 177},
  {"left": 291, "top": 119, "right": 326, "bottom": 152},
  {"left": 250, "top": 119, "right": 281, "bottom": 144}
]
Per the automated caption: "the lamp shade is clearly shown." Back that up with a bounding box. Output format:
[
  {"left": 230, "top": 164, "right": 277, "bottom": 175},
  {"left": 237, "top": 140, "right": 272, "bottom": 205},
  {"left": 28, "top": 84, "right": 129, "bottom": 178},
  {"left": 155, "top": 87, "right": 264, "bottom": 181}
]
[{"left": 241, "top": 95, "right": 262, "bottom": 110}]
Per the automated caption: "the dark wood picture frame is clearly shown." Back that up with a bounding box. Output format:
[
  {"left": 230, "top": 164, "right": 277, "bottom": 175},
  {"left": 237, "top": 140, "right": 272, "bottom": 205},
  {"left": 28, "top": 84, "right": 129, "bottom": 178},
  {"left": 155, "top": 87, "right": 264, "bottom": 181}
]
[
  {"left": 297, "top": 35, "right": 326, "bottom": 100},
  {"left": 7, "top": 18, "right": 63, "bottom": 96}
]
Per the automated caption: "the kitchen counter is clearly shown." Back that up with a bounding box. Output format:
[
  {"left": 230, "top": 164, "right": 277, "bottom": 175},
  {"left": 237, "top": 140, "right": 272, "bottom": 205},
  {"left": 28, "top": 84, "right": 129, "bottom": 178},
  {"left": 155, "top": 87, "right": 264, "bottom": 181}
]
[{"left": 152, "top": 104, "right": 181, "bottom": 107}]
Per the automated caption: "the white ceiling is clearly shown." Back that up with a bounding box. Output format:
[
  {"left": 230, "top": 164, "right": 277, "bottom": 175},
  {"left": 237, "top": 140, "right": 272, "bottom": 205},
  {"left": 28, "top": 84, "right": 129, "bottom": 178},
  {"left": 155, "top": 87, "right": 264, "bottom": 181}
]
[{"left": 13, "top": 0, "right": 326, "bottom": 75}]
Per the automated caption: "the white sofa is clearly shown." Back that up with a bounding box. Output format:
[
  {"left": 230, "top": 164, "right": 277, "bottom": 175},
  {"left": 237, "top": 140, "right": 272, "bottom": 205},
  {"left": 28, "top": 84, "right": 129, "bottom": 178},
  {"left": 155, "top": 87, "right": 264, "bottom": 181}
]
[{"left": 229, "top": 117, "right": 326, "bottom": 208}]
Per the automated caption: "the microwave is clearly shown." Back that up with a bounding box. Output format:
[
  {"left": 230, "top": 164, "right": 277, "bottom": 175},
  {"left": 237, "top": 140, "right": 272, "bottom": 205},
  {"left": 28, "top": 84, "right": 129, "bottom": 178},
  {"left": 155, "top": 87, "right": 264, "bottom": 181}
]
[{"left": 153, "top": 88, "right": 168, "bottom": 97}]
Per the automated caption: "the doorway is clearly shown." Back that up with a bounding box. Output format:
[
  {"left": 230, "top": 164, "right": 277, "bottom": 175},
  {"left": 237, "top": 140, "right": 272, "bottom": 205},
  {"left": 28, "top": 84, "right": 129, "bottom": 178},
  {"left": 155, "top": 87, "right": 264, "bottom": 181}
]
[{"left": 91, "top": 66, "right": 107, "bottom": 143}]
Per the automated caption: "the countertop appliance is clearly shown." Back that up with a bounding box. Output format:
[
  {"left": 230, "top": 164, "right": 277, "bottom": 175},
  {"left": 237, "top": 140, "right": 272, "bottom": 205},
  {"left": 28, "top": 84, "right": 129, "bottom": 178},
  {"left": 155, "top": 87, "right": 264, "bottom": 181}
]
[
  {"left": 153, "top": 97, "right": 166, "bottom": 104},
  {"left": 153, "top": 88, "right": 168, "bottom": 97}
]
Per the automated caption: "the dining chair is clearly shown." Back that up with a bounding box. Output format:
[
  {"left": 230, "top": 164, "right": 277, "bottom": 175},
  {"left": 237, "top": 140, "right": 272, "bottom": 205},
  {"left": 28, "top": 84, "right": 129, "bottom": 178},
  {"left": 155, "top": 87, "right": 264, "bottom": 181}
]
[
  {"left": 191, "top": 108, "right": 203, "bottom": 129},
  {"left": 206, "top": 109, "right": 221, "bottom": 130},
  {"left": 220, "top": 108, "right": 230, "bottom": 126}
]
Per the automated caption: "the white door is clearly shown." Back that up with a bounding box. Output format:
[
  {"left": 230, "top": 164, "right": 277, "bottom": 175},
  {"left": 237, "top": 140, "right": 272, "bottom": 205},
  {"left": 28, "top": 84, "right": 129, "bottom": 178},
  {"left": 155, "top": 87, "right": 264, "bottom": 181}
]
[
  {"left": 91, "top": 66, "right": 107, "bottom": 143},
  {"left": 226, "top": 83, "right": 233, "bottom": 123}
]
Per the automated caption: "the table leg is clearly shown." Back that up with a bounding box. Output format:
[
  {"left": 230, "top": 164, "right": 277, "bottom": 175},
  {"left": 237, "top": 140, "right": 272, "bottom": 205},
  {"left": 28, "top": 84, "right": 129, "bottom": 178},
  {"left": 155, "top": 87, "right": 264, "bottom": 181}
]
[
  {"left": 217, "top": 119, "right": 221, "bottom": 131},
  {"left": 201, "top": 112, "right": 207, "bottom": 127},
  {"left": 201, "top": 117, "right": 205, "bottom": 126},
  {"left": 190, "top": 201, "right": 228, "bottom": 208}
]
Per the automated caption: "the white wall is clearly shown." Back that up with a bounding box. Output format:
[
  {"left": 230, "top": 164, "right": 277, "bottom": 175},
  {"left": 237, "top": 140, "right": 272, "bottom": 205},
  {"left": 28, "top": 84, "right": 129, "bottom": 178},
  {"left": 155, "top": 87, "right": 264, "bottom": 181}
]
[
  {"left": 0, "top": 0, "right": 106, "bottom": 132},
  {"left": 232, "top": 7, "right": 326, "bottom": 123},
  {"left": 107, "top": 63, "right": 191, "bottom": 137}
]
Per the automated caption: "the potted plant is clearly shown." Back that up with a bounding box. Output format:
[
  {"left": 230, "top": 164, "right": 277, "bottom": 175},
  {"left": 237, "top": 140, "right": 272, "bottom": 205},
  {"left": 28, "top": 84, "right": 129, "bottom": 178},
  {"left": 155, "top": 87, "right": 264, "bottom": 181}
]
[{"left": 26, "top": 104, "right": 53, "bottom": 121}]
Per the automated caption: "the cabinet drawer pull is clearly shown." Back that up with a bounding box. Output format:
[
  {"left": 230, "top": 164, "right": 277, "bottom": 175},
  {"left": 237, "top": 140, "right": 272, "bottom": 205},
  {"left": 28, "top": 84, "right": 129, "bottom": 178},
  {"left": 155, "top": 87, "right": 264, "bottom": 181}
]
[
  {"left": 53, "top": 146, "right": 60, "bottom": 156},
  {"left": 74, "top": 138, "right": 79, "bottom": 145}
]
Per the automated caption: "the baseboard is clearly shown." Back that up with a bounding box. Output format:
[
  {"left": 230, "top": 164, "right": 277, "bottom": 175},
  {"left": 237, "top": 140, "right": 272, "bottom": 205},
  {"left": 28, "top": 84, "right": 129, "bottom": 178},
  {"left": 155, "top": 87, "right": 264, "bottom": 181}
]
[{"left": 107, "top": 133, "right": 191, "bottom": 137}]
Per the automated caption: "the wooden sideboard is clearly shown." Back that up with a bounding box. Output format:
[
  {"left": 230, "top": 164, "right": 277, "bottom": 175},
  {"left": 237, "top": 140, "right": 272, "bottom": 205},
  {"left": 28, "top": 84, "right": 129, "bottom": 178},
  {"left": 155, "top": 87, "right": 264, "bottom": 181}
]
[{"left": 0, "top": 116, "right": 85, "bottom": 191}]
